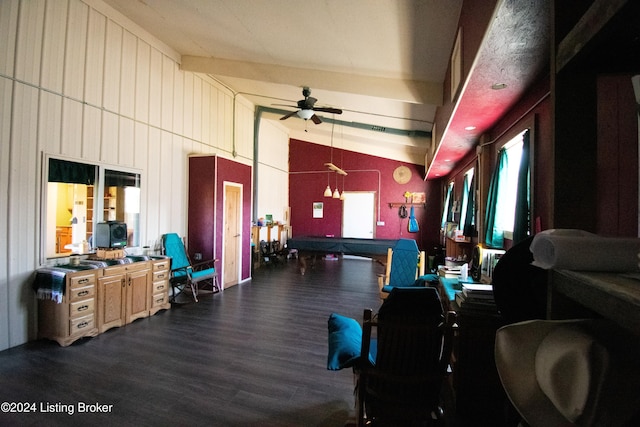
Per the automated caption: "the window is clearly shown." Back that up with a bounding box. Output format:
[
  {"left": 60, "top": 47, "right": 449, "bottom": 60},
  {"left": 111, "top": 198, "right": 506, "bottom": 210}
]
[
  {"left": 43, "top": 156, "right": 141, "bottom": 261},
  {"left": 496, "top": 137, "right": 523, "bottom": 236},
  {"left": 484, "top": 129, "right": 529, "bottom": 247},
  {"left": 459, "top": 168, "right": 474, "bottom": 230},
  {"left": 441, "top": 181, "right": 454, "bottom": 228}
]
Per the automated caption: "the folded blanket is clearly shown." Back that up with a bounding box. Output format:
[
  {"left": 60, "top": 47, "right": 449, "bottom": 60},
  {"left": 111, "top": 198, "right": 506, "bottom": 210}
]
[
  {"left": 33, "top": 268, "right": 69, "bottom": 303},
  {"left": 530, "top": 229, "right": 640, "bottom": 272}
]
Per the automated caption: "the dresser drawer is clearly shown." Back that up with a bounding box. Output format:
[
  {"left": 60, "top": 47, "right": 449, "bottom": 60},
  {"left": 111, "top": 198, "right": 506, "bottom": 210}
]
[
  {"left": 152, "top": 280, "right": 168, "bottom": 294},
  {"left": 69, "top": 298, "right": 95, "bottom": 318},
  {"left": 126, "top": 261, "right": 149, "bottom": 272},
  {"left": 103, "top": 265, "right": 126, "bottom": 276},
  {"left": 151, "top": 292, "right": 169, "bottom": 308},
  {"left": 69, "top": 314, "right": 94, "bottom": 335},
  {"left": 69, "top": 273, "right": 95, "bottom": 289},
  {"left": 152, "top": 270, "right": 168, "bottom": 282},
  {"left": 153, "top": 260, "right": 170, "bottom": 271},
  {"left": 69, "top": 284, "right": 95, "bottom": 301}
]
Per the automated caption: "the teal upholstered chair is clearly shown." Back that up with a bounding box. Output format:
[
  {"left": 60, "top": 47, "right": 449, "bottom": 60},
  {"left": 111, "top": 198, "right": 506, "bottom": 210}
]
[
  {"left": 161, "top": 233, "right": 220, "bottom": 302},
  {"left": 355, "top": 287, "right": 456, "bottom": 426},
  {"left": 377, "top": 238, "right": 426, "bottom": 299}
]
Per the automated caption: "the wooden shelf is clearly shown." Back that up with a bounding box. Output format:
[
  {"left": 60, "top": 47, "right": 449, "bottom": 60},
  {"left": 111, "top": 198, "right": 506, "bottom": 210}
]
[
  {"left": 555, "top": 0, "right": 627, "bottom": 72},
  {"left": 387, "top": 202, "right": 426, "bottom": 209}
]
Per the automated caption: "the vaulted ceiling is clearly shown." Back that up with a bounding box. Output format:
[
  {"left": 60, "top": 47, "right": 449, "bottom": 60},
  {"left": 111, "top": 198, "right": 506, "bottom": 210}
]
[
  {"left": 101, "top": 0, "right": 549, "bottom": 177},
  {"left": 101, "top": 0, "right": 461, "bottom": 164}
]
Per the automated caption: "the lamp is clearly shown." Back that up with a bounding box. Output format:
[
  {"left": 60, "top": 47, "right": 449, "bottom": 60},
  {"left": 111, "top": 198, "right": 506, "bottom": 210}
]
[
  {"left": 297, "top": 109, "right": 314, "bottom": 120},
  {"left": 332, "top": 170, "right": 340, "bottom": 198},
  {"left": 324, "top": 172, "right": 332, "bottom": 197}
]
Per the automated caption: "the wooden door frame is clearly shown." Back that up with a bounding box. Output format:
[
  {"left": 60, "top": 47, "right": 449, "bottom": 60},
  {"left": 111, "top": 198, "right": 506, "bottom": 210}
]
[{"left": 222, "top": 182, "right": 242, "bottom": 288}]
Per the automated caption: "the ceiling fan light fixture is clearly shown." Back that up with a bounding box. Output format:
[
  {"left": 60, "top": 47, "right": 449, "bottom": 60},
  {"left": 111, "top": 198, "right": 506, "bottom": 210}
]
[{"left": 297, "top": 109, "right": 314, "bottom": 120}]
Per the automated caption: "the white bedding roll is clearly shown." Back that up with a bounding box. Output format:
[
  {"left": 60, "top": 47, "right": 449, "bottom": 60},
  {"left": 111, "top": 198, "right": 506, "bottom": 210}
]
[{"left": 530, "top": 229, "right": 640, "bottom": 271}]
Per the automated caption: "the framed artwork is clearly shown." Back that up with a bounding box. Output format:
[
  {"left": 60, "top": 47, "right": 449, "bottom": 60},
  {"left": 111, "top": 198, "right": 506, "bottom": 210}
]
[
  {"left": 450, "top": 27, "right": 463, "bottom": 101},
  {"left": 313, "top": 202, "right": 324, "bottom": 218},
  {"left": 412, "top": 192, "right": 426, "bottom": 204}
]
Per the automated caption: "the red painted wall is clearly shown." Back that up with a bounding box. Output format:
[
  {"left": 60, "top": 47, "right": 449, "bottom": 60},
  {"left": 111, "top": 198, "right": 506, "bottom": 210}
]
[
  {"left": 188, "top": 156, "right": 252, "bottom": 283},
  {"left": 288, "top": 139, "right": 442, "bottom": 251},
  {"left": 596, "top": 74, "right": 639, "bottom": 236}
]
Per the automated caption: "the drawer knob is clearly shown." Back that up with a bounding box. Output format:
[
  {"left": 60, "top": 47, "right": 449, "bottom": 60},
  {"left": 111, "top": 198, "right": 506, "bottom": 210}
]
[
  {"left": 77, "top": 321, "right": 89, "bottom": 329},
  {"left": 78, "top": 290, "right": 89, "bottom": 297},
  {"left": 78, "top": 305, "right": 89, "bottom": 312}
]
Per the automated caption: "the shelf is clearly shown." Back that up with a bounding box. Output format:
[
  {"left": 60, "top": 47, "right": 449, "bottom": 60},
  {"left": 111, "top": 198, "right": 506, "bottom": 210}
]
[
  {"left": 556, "top": 0, "right": 627, "bottom": 72},
  {"left": 388, "top": 202, "right": 426, "bottom": 209}
]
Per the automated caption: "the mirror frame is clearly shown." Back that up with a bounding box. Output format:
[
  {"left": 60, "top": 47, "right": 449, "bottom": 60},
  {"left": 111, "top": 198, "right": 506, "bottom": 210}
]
[{"left": 40, "top": 153, "right": 143, "bottom": 265}]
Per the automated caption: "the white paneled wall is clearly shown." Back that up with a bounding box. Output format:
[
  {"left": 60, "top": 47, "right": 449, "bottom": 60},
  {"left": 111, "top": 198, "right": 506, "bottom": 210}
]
[
  {"left": 0, "top": 0, "right": 257, "bottom": 351},
  {"left": 257, "top": 120, "right": 291, "bottom": 225}
]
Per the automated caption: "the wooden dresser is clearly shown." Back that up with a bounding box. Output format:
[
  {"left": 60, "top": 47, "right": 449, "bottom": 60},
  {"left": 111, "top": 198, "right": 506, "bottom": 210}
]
[{"left": 35, "top": 257, "right": 171, "bottom": 346}]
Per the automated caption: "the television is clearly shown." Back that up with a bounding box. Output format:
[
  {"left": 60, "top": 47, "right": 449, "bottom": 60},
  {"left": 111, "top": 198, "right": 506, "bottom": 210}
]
[{"left": 95, "top": 221, "right": 127, "bottom": 248}]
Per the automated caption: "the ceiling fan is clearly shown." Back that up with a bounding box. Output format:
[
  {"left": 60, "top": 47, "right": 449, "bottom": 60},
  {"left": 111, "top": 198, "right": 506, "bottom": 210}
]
[{"left": 276, "top": 87, "right": 342, "bottom": 124}]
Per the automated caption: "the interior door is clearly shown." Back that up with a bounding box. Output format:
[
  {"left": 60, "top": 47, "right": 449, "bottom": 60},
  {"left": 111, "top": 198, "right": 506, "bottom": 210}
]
[
  {"left": 223, "top": 184, "right": 241, "bottom": 288},
  {"left": 342, "top": 191, "right": 375, "bottom": 238}
]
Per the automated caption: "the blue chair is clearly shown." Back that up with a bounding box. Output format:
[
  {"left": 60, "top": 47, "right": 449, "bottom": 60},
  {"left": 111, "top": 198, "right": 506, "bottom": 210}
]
[
  {"left": 377, "top": 238, "right": 426, "bottom": 299},
  {"left": 161, "top": 233, "right": 220, "bottom": 302}
]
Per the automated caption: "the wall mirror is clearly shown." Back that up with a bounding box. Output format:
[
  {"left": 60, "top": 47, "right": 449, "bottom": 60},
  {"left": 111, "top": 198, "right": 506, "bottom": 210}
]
[{"left": 43, "top": 156, "right": 141, "bottom": 261}]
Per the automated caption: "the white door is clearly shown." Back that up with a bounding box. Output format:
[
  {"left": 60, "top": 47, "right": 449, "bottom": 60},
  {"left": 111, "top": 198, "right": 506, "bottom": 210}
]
[{"left": 342, "top": 191, "right": 375, "bottom": 238}]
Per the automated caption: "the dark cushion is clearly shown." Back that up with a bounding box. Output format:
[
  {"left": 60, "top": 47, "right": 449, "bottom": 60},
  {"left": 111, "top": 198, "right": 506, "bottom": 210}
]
[
  {"left": 381, "top": 273, "right": 437, "bottom": 294},
  {"left": 327, "top": 313, "right": 362, "bottom": 370}
]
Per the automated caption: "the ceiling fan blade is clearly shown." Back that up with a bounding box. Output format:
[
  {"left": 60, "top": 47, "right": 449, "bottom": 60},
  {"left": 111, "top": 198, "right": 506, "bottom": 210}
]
[
  {"left": 310, "top": 114, "right": 322, "bottom": 124},
  {"left": 313, "top": 107, "right": 343, "bottom": 114},
  {"left": 279, "top": 110, "right": 298, "bottom": 121}
]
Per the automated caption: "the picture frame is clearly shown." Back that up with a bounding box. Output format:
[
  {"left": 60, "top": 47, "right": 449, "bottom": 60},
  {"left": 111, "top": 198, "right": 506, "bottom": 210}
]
[
  {"left": 312, "top": 202, "right": 324, "bottom": 218},
  {"left": 450, "top": 27, "right": 463, "bottom": 102}
]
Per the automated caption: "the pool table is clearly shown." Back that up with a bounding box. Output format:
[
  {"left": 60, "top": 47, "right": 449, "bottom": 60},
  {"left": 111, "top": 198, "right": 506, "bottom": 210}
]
[{"left": 287, "top": 236, "right": 398, "bottom": 274}]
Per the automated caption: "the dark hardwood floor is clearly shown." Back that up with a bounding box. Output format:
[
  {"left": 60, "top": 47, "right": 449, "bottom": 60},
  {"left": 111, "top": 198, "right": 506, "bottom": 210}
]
[{"left": 0, "top": 257, "right": 392, "bottom": 427}]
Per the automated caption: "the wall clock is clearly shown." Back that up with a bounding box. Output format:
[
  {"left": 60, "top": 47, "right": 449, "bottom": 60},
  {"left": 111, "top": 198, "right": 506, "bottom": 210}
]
[{"left": 393, "top": 166, "right": 412, "bottom": 184}]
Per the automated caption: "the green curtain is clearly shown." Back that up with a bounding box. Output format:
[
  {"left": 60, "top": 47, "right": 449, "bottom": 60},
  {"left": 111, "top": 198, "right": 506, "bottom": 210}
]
[
  {"left": 441, "top": 183, "right": 453, "bottom": 228},
  {"left": 461, "top": 173, "right": 469, "bottom": 224},
  {"left": 105, "top": 169, "right": 141, "bottom": 188},
  {"left": 484, "top": 149, "right": 507, "bottom": 248},
  {"left": 512, "top": 130, "right": 531, "bottom": 243},
  {"left": 48, "top": 158, "right": 96, "bottom": 185},
  {"left": 463, "top": 172, "right": 475, "bottom": 236}
]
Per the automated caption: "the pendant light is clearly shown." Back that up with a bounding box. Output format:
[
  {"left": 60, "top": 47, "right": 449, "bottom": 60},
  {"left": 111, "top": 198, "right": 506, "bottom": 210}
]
[
  {"left": 332, "top": 171, "right": 340, "bottom": 198},
  {"left": 324, "top": 172, "right": 332, "bottom": 197}
]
